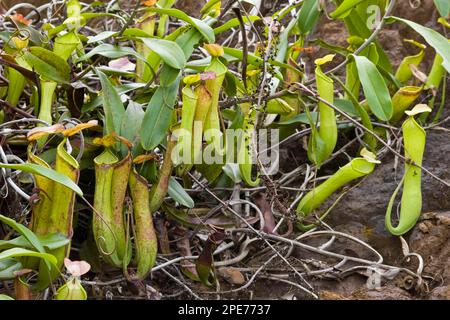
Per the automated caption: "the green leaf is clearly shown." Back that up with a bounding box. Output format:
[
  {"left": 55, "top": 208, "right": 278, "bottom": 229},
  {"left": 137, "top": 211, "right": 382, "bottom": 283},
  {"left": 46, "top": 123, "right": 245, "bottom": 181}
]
[
  {"left": 142, "top": 7, "right": 215, "bottom": 43},
  {"left": 120, "top": 101, "right": 145, "bottom": 158},
  {"left": 0, "top": 233, "right": 70, "bottom": 251},
  {"left": 434, "top": 0, "right": 450, "bottom": 17},
  {"left": 214, "top": 16, "right": 260, "bottom": 35},
  {"left": 140, "top": 76, "right": 181, "bottom": 150},
  {"left": 222, "top": 163, "right": 242, "bottom": 184},
  {"left": 276, "top": 112, "right": 318, "bottom": 126},
  {"left": 87, "top": 31, "right": 117, "bottom": 43},
  {"left": 122, "top": 28, "right": 154, "bottom": 38},
  {"left": 0, "top": 163, "right": 83, "bottom": 196},
  {"left": 81, "top": 12, "right": 127, "bottom": 24},
  {"left": 82, "top": 83, "right": 146, "bottom": 112},
  {"left": 0, "top": 214, "right": 45, "bottom": 253},
  {"left": 297, "top": 0, "right": 321, "bottom": 34},
  {"left": 0, "top": 294, "right": 14, "bottom": 300},
  {"left": 0, "top": 248, "right": 57, "bottom": 266},
  {"left": 22, "top": 47, "right": 70, "bottom": 83},
  {"left": 330, "top": 0, "right": 366, "bottom": 19},
  {"left": 343, "top": 5, "right": 392, "bottom": 72},
  {"left": 223, "top": 46, "right": 298, "bottom": 74},
  {"left": 140, "top": 38, "right": 186, "bottom": 69},
  {"left": 168, "top": 177, "right": 194, "bottom": 208},
  {"left": 76, "top": 43, "right": 142, "bottom": 62},
  {"left": 0, "top": 260, "right": 23, "bottom": 280},
  {"left": 97, "top": 70, "right": 126, "bottom": 136},
  {"left": 334, "top": 98, "right": 359, "bottom": 117},
  {"left": 353, "top": 55, "right": 393, "bottom": 121},
  {"left": 389, "top": 16, "right": 450, "bottom": 73}
]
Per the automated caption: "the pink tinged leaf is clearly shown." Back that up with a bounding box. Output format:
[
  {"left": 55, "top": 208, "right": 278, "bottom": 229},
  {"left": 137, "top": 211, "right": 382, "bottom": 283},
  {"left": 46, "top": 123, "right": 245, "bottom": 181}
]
[
  {"left": 64, "top": 258, "right": 91, "bottom": 277},
  {"left": 200, "top": 71, "right": 216, "bottom": 81},
  {"left": 255, "top": 194, "right": 278, "bottom": 235},
  {"left": 108, "top": 57, "right": 136, "bottom": 71}
]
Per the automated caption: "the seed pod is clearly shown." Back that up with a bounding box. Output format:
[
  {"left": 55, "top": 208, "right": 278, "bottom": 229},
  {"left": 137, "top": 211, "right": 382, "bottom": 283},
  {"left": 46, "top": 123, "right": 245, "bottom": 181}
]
[
  {"left": 385, "top": 105, "right": 430, "bottom": 235},
  {"left": 129, "top": 170, "right": 157, "bottom": 280},
  {"left": 92, "top": 149, "right": 132, "bottom": 268},
  {"left": 297, "top": 149, "right": 378, "bottom": 230}
]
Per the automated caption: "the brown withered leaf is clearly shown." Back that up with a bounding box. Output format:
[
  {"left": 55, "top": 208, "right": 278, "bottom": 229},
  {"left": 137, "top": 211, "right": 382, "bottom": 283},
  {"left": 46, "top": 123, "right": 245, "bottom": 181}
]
[
  {"left": 217, "top": 267, "right": 245, "bottom": 285},
  {"left": 174, "top": 227, "right": 199, "bottom": 280},
  {"left": 62, "top": 120, "right": 98, "bottom": 137},
  {"left": 133, "top": 153, "right": 159, "bottom": 164},
  {"left": 11, "top": 13, "right": 32, "bottom": 26},
  {"left": 142, "top": 0, "right": 157, "bottom": 6},
  {"left": 27, "top": 123, "right": 64, "bottom": 141}
]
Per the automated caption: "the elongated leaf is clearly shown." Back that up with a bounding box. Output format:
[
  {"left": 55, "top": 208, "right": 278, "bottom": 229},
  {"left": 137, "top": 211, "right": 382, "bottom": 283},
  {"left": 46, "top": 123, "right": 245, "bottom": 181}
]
[
  {"left": 120, "top": 101, "right": 145, "bottom": 157},
  {"left": 82, "top": 83, "right": 146, "bottom": 112},
  {"left": 0, "top": 248, "right": 57, "bottom": 266},
  {"left": 0, "top": 294, "right": 14, "bottom": 300},
  {"left": 142, "top": 7, "right": 215, "bottom": 43},
  {"left": 0, "top": 260, "right": 22, "bottom": 280},
  {"left": 87, "top": 31, "right": 117, "bottom": 44},
  {"left": 0, "top": 163, "right": 83, "bottom": 196},
  {"left": 0, "top": 233, "right": 70, "bottom": 251},
  {"left": 343, "top": 4, "right": 392, "bottom": 72},
  {"left": 223, "top": 47, "right": 297, "bottom": 73},
  {"left": 353, "top": 55, "right": 393, "bottom": 121},
  {"left": 22, "top": 48, "right": 70, "bottom": 83},
  {"left": 434, "top": 0, "right": 450, "bottom": 17},
  {"left": 330, "top": 0, "right": 366, "bottom": 19},
  {"left": 29, "top": 47, "right": 71, "bottom": 75},
  {"left": 81, "top": 12, "right": 127, "bottom": 24},
  {"left": 76, "top": 43, "right": 142, "bottom": 62},
  {"left": 297, "top": 0, "right": 321, "bottom": 34},
  {"left": 97, "top": 70, "right": 126, "bottom": 136},
  {"left": 214, "top": 16, "right": 260, "bottom": 35},
  {"left": 389, "top": 17, "right": 450, "bottom": 73},
  {"left": 0, "top": 214, "right": 45, "bottom": 253},
  {"left": 140, "top": 38, "right": 186, "bottom": 69},
  {"left": 141, "top": 76, "right": 181, "bottom": 150},
  {"left": 168, "top": 177, "right": 194, "bottom": 208}
]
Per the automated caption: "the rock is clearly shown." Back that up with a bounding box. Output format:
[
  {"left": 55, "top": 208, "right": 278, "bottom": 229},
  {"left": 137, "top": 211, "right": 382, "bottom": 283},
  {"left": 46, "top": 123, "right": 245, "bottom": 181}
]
[
  {"left": 409, "top": 211, "right": 450, "bottom": 286},
  {"left": 429, "top": 286, "right": 450, "bottom": 300}
]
